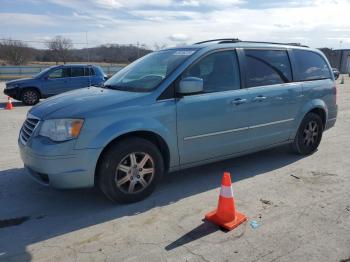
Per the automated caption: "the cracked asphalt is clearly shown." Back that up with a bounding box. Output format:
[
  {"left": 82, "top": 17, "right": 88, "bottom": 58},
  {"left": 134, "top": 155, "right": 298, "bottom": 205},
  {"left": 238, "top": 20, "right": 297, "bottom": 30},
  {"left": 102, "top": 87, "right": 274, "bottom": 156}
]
[{"left": 0, "top": 77, "right": 349, "bottom": 262}]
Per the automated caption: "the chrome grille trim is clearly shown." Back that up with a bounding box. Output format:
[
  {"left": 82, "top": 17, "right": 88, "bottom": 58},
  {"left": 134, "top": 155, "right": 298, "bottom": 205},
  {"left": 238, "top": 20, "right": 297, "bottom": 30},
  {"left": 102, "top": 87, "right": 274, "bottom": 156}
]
[
  {"left": 26, "top": 118, "right": 38, "bottom": 125},
  {"left": 22, "top": 127, "right": 31, "bottom": 136},
  {"left": 24, "top": 121, "right": 35, "bottom": 129},
  {"left": 20, "top": 114, "right": 40, "bottom": 145}
]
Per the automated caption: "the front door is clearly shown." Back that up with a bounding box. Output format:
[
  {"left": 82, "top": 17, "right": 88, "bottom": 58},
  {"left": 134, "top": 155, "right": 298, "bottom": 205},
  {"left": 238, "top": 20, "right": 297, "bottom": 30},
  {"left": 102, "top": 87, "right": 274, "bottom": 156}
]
[
  {"left": 242, "top": 49, "right": 302, "bottom": 148},
  {"left": 44, "top": 67, "right": 71, "bottom": 96},
  {"left": 176, "top": 50, "right": 252, "bottom": 165}
]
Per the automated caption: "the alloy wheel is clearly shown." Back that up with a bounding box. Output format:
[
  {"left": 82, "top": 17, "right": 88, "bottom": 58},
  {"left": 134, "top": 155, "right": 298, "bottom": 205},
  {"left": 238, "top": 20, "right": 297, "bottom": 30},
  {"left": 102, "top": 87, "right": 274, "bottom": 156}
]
[
  {"left": 23, "top": 90, "right": 38, "bottom": 105},
  {"left": 115, "top": 152, "right": 155, "bottom": 194},
  {"left": 302, "top": 120, "right": 319, "bottom": 147}
]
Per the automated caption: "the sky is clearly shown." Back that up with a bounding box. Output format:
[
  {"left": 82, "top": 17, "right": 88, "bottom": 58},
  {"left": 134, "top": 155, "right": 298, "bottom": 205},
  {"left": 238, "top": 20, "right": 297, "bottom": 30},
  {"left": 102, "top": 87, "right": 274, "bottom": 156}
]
[{"left": 1, "top": 0, "right": 350, "bottom": 50}]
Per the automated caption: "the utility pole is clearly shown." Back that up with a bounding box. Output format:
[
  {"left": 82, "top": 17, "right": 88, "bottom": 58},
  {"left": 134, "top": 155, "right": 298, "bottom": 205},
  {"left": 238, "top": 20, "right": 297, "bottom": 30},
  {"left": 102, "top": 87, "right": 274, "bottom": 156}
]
[
  {"left": 86, "top": 31, "right": 90, "bottom": 63},
  {"left": 85, "top": 31, "right": 91, "bottom": 86}
]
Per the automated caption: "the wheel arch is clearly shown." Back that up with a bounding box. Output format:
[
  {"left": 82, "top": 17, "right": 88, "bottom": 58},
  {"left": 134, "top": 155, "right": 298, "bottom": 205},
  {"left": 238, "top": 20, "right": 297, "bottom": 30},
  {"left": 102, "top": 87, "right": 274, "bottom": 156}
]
[
  {"left": 291, "top": 99, "right": 328, "bottom": 139},
  {"left": 308, "top": 107, "right": 326, "bottom": 128},
  {"left": 94, "top": 130, "right": 171, "bottom": 186},
  {"left": 20, "top": 86, "right": 42, "bottom": 99}
]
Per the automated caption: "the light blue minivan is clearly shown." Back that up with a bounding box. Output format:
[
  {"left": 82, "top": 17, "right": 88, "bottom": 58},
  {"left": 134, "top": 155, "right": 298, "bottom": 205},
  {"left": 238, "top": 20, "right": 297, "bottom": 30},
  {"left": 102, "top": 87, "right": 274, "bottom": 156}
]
[{"left": 19, "top": 39, "right": 337, "bottom": 203}]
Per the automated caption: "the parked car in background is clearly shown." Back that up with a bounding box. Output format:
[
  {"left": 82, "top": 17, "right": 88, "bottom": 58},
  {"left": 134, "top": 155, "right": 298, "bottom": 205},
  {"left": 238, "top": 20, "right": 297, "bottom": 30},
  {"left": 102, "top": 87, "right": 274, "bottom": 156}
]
[
  {"left": 4, "top": 64, "right": 106, "bottom": 105},
  {"left": 332, "top": 67, "right": 340, "bottom": 80},
  {"left": 19, "top": 39, "right": 337, "bottom": 203}
]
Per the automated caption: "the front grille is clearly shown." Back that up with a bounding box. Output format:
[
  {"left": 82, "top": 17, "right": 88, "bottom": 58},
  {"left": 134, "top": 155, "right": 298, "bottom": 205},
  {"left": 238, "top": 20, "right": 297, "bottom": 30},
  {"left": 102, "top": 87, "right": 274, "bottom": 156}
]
[{"left": 20, "top": 115, "right": 40, "bottom": 144}]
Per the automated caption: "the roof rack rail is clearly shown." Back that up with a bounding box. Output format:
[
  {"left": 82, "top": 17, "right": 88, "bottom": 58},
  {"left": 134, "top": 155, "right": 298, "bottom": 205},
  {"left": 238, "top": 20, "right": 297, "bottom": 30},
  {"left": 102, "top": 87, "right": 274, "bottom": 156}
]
[
  {"left": 233, "top": 41, "right": 309, "bottom": 47},
  {"left": 194, "top": 39, "right": 309, "bottom": 47},
  {"left": 194, "top": 38, "right": 240, "bottom": 45}
]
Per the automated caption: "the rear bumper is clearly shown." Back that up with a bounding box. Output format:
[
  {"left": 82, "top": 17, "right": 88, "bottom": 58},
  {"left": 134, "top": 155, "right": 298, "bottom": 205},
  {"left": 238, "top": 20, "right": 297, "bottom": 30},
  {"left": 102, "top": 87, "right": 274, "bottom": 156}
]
[
  {"left": 325, "top": 106, "right": 338, "bottom": 131},
  {"left": 19, "top": 139, "right": 100, "bottom": 189}
]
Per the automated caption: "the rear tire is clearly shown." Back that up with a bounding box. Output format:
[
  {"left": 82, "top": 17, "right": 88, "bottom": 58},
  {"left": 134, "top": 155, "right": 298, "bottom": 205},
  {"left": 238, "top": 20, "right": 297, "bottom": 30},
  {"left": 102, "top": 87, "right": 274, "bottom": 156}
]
[
  {"left": 22, "top": 89, "right": 40, "bottom": 105},
  {"left": 292, "top": 112, "right": 323, "bottom": 155},
  {"left": 97, "top": 138, "right": 164, "bottom": 204}
]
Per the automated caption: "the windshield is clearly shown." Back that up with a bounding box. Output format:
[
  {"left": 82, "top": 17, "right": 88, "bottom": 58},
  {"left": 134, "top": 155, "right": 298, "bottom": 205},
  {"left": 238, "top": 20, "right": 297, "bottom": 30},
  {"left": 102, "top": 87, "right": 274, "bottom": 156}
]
[
  {"left": 104, "top": 49, "right": 197, "bottom": 92},
  {"left": 34, "top": 67, "right": 53, "bottom": 78}
]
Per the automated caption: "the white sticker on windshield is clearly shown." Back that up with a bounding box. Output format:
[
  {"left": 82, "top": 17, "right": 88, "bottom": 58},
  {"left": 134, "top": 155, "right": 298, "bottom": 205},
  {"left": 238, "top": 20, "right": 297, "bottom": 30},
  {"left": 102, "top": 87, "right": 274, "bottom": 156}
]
[{"left": 173, "top": 50, "right": 196, "bottom": 56}]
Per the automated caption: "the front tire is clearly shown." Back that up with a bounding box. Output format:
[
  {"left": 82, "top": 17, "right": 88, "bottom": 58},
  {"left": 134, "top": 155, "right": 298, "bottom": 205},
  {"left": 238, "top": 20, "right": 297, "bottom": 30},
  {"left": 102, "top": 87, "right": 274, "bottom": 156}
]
[
  {"left": 292, "top": 112, "right": 323, "bottom": 155},
  {"left": 22, "top": 89, "right": 40, "bottom": 105},
  {"left": 97, "top": 138, "right": 164, "bottom": 203}
]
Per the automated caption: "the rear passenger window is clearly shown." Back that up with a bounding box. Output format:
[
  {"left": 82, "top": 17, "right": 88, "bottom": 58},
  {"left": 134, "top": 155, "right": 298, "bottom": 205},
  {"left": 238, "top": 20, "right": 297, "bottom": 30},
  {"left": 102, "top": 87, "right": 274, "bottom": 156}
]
[
  {"left": 244, "top": 50, "right": 292, "bottom": 88},
  {"left": 293, "top": 50, "right": 331, "bottom": 81},
  {"left": 71, "top": 67, "right": 85, "bottom": 77},
  {"left": 183, "top": 51, "right": 240, "bottom": 93}
]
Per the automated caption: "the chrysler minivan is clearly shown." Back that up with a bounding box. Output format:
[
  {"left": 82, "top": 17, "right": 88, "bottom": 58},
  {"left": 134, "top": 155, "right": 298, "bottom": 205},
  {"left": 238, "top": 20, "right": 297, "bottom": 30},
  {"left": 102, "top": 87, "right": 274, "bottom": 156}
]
[{"left": 19, "top": 39, "right": 337, "bottom": 203}]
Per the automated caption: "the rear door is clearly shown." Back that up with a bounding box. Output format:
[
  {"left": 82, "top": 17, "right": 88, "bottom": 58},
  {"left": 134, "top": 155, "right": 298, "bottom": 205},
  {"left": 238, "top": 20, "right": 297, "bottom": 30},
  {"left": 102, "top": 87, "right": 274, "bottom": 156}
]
[
  {"left": 176, "top": 50, "right": 252, "bottom": 165},
  {"left": 241, "top": 49, "right": 303, "bottom": 148},
  {"left": 70, "top": 66, "right": 91, "bottom": 89}
]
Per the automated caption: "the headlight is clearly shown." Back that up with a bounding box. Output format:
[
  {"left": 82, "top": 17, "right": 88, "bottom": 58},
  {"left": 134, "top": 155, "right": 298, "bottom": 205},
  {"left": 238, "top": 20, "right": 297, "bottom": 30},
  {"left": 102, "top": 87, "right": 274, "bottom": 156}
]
[{"left": 39, "top": 119, "right": 84, "bottom": 142}]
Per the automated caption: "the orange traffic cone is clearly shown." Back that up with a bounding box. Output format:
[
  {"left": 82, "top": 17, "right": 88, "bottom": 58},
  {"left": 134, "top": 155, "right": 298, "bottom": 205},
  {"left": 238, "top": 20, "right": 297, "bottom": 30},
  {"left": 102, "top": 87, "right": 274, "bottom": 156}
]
[
  {"left": 5, "top": 97, "right": 13, "bottom": 110},
  {"left": 205, "top": 172, "right": 247, "bottom": 231}
]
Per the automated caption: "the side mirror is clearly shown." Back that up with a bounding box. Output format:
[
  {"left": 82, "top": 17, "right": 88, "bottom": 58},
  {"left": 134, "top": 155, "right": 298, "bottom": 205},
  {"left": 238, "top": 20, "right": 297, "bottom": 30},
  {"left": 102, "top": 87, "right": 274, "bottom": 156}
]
[{"left": 177, "top": 77, "right": 203, "bottom": 95}]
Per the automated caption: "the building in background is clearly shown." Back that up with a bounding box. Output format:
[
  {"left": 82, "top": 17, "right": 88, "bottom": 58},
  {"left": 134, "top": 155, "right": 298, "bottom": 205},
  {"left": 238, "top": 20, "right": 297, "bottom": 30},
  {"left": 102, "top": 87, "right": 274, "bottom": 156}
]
[
  {"left": 320, "top": 48, "right": 350, "bottom": 74},
  {"left": 335, "top": 49, "right": 350, "bottom": 74}
]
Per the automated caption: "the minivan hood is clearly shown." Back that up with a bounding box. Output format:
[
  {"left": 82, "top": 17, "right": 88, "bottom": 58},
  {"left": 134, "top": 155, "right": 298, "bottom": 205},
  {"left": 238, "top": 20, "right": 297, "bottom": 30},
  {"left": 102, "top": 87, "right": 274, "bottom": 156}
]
[{"left": 29, "top": 87, "right": 150, "bottom": 119}]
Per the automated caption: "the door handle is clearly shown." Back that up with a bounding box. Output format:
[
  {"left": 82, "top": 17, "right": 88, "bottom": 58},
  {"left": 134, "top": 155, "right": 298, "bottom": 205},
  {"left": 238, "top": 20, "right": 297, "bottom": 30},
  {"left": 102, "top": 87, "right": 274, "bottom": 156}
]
[
  {"left": 252, "top": 95, "right": 267, "bottom": 102},
  {"left": 231, "top": 98, "right": 248, "bottom": 105}
]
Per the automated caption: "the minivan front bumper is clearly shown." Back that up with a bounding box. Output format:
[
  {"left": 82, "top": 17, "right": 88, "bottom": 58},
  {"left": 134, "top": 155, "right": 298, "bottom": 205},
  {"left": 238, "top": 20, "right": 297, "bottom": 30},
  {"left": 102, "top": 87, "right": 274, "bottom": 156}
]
[{"left": 19, "top": 138, "right": 100, "bottom": 189}]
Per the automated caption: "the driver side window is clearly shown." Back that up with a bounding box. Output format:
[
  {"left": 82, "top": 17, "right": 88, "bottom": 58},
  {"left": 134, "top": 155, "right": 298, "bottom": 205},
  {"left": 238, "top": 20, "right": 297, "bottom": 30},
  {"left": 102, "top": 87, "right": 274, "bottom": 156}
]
[
  {"left": 182, "top": 51, "right": 240, "bottom": 93},
  {"left": 48, "top": 68, "right": 70, "bottom": 79}
]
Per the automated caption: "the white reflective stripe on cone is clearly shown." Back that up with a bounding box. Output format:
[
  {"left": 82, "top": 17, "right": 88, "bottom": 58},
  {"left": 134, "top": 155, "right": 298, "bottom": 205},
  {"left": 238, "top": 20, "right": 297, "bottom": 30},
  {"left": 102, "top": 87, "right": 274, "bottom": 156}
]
[{"left": 220, "top": 185, "right": 233, "bottom": 198}]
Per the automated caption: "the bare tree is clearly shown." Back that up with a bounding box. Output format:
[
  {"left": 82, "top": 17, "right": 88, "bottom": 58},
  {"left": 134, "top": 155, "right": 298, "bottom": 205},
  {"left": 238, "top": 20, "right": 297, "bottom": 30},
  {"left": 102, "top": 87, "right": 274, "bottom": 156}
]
[
  {"left": 45, "top": 35, "right": 73, "bottom": 64},
  {"left": 0, "top": 39, "right": 33, "bottom": 65}
]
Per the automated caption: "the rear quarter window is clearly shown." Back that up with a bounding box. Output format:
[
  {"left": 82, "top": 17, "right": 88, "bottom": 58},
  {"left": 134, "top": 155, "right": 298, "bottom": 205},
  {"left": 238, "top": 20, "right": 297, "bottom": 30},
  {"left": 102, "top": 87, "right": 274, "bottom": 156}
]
[{"left": 293, "top": 50, "right": 331, "bottom": 81}]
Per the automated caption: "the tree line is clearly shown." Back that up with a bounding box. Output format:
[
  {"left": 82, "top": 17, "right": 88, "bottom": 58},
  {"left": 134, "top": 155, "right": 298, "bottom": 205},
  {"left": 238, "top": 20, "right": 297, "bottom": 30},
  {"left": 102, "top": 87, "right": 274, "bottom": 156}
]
[{"left": 0, "top": 36, "right": 152, "bottom": 65}]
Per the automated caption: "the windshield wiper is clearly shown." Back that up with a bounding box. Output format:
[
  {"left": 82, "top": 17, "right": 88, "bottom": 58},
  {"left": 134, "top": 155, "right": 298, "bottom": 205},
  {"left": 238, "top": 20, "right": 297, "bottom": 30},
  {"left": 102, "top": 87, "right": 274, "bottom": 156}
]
[
  {"left": 102, "top": 84, "right": 114, "bottom": 89},
  {"left": 102, "top": 84, "right": 140, "bottom": 91},
  {"left": 103, "top": 84, "right": 128, "bottom": 90}
]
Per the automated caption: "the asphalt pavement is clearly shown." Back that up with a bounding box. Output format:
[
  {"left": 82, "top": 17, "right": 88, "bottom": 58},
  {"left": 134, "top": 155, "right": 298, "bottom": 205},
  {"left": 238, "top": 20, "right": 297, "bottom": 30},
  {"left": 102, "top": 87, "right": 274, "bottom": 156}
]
[{"left": 0, "top": 77, "right": 349, "bottom": 262}]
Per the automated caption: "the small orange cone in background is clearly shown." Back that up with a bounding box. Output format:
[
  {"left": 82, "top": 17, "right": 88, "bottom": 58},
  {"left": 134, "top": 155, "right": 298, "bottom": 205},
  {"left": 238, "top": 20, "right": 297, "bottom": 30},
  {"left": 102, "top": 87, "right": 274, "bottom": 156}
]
[
  {"left": 5, "top": 97, "right": 13, "bottom": 110},
  {"left": 205, "top": 172, "right": 247, "bottom": 231}
]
